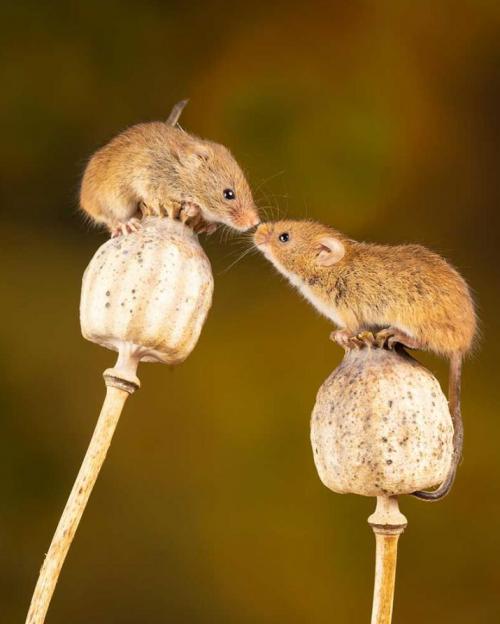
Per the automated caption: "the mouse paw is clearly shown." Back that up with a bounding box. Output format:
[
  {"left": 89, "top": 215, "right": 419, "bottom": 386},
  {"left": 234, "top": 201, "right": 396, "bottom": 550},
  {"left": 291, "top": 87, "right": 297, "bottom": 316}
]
[
  {"left": 330, "top": 329, "right": 378, "bottom": 351},
  {"left": 179, "top": 201, "right": 201, "bottom": 223},
  {"left": 375, "top": 328, "right": 421, "bottom": 351},
  {"left": 141, "top": 199, "right": 167, "bottom": 218},
  {"left": 111, "top": 218, "right": 142, "bottom": 238},
  {"left": 356, "top": 331, "right": 377, "bottom": 347},
  {"left": 329, "top": 330, "right": 363, "bottom": 351},
  {"left": 179, "top": 202, "right": 216, "bottom": 235}
]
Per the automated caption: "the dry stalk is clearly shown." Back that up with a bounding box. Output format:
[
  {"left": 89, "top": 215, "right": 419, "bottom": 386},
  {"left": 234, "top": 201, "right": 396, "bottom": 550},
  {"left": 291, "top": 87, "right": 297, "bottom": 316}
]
[
  {"left": 368, "top": 496, "right": 407, "bottom": 624},
  {"left": 26, "top": 348, "right": 141, "bottom": 624}
]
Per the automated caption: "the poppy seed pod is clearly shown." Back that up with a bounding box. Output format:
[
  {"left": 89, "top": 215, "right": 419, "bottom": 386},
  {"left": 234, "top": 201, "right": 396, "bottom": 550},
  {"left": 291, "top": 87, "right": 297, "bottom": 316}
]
[
  {"left": 80, "top": 217, "right": 214, "bottom": 365},
  {"left": 27, "top": 217, "right": 214, "bottom": 624},
  {"left": 311, "top": 346, "right": 454, "bottom": 497}
]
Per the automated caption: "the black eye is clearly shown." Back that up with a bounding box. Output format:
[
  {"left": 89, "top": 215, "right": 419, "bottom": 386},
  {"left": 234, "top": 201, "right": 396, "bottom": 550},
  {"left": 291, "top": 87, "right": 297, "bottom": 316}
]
[
  {"left": 223, "top": 188, "right": 236, "bottom": 200},
  {"left": 278, "top": 232, "right": 290, "bottom": 243}
]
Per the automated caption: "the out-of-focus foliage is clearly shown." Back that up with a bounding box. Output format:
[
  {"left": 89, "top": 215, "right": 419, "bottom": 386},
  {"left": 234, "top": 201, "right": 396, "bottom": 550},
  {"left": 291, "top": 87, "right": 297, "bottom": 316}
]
[{"left": 1, "top": 1, "right": 499, "bottom": 622}]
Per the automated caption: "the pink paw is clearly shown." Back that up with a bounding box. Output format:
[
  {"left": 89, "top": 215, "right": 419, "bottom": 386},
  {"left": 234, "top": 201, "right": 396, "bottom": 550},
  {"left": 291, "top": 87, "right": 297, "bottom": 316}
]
[
  {"left": 111, "top": 218, "right": 142, "bottom": 238},
  {"left": 330, "top": 329, "right": 376, "bottom": 351}
]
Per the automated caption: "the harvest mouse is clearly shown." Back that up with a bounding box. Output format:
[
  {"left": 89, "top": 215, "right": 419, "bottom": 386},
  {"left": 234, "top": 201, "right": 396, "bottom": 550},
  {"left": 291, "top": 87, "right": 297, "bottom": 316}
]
[
  {"left": 254, "top": 220, "right": 477, "bottom": 501},
  {"left": 80, "top": 100, "right": 260, "bottom": 236}
]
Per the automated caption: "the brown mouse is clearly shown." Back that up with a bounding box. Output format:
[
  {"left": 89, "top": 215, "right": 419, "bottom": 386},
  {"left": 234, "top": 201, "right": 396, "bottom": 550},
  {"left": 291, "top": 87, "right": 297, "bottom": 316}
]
[
  {"left": 254, "top": 219, "right": 477, "bottom": 501},
  {"left": 80, "top": 100, "right": 260, "bottom": 236}
]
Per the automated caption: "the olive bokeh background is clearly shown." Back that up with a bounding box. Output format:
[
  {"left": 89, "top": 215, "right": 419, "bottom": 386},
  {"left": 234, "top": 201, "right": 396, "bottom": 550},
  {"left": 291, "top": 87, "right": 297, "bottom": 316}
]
[{"left": 2, "top": 2, "right": 499, "bottom": 622}]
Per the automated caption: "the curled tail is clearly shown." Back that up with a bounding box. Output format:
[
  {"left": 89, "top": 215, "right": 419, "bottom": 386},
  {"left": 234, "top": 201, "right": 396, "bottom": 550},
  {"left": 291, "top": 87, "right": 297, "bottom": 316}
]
[
  {"left": 166, "top": 99, "right": 189, "bottom": 127},
  {"left": 411, "top": 352, "right": 463, "bottom": 502}
]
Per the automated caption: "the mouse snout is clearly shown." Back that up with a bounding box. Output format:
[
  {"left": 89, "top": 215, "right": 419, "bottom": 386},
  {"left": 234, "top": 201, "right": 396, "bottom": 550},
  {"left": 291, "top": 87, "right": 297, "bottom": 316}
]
[
  {"left": 234, "top": 206, "right": 260, "bottom": 231},
  {"left": 247, "top": 212, "right": 261, "bottom": 228},
  {"left": 254, "top": 223, "right": 273, "bottom": 247}
]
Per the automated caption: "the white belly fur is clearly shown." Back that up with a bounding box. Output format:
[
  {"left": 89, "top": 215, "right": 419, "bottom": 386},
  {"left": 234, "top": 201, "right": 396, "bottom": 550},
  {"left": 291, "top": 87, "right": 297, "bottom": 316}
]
[
  {"left": 262, "top": 250, "right": 419, "bottom": 338},
  {"left": 300, "top": 284, "right": 345, "bottom": 327},
  {"left": 263, "top": 251, "right": 345, "bottom": 327}
]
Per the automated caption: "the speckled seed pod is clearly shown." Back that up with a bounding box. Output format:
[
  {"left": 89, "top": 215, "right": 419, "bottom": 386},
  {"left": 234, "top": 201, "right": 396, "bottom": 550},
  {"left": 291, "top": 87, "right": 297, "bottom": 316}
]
[
  {"left": 311, "top": 347, "right": 454, "bottom": 497},
  {"left": 80, "top": 217, "right": 213, "bottom": 364}
]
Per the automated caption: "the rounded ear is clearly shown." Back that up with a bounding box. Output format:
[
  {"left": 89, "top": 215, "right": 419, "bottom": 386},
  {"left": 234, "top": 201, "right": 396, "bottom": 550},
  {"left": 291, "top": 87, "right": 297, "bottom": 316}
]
[
  {"left": 315, "top": 237, "right": 345, "bottom": 266},
  {"left": 193, "top": 143, "right": 212, "bottom": 162},
  {"left": 185, "top": 143, "right": 213, "bottom": 167},
  {"left": 175, "top": 142, "right": 213, "bottom": 167}
]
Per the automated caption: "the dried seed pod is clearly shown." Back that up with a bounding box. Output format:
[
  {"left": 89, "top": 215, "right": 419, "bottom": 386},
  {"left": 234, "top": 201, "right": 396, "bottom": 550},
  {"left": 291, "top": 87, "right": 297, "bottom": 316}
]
[
  {"left": 27, "top": 217, "right": 214, "bottom": 624},
  {"left": 80, "top": 217, "right": 214, "bottom": 364},
  {"left": 311, "top": 347, "right": 454, "bottom": 497}
]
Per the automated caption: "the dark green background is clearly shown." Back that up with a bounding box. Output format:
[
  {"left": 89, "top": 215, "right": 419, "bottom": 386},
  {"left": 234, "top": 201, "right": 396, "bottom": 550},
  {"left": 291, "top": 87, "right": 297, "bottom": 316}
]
[{"left": 1, "top": 2, "right": 499, "bottom": 622}]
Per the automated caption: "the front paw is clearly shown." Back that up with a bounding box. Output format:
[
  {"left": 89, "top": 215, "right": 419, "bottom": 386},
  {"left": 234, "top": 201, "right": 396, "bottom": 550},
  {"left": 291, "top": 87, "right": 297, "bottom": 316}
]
[
  {"left": 179, "top": 201, "right": 201, "bottom": 222},
  {"left": 179, "top": 202, "right": 217, "bottom": 235}
]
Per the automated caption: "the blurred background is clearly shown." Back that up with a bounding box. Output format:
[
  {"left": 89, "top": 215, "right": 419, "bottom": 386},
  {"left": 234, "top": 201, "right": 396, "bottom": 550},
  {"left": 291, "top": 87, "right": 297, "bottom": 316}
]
[{"left": 1, "top": 1, "right": 499, "bottom": 622}]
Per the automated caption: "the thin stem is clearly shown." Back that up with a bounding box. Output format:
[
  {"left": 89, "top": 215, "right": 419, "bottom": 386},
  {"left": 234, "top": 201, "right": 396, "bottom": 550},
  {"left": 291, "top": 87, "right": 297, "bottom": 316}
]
[
  {"left": 25, "top": 348, "right": 141, "bottom": 624},
  {"left": 368, "top": 497, "right": 407, "bottom": 624}
]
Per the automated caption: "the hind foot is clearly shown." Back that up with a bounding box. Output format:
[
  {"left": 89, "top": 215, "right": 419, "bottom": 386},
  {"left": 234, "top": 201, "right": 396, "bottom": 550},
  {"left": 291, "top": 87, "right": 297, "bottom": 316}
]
[
  {"left": 330, "top": 329, "right": 376, "bottom": 351},
  {"left": 111, "top": 218, "right": 142, "bottom": 238},
  {"left": 375, "top": 328, "right": 422, "bottom": 351}
]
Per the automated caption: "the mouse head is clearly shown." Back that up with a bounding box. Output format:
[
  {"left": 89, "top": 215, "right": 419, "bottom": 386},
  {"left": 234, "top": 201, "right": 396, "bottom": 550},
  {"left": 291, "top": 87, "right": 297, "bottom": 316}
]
[
  {"left": 178, "top": 138, "right": 259, "bottom": 231},
  {"left": 254, "top": 220, "right": 347, "bottom": 282}
]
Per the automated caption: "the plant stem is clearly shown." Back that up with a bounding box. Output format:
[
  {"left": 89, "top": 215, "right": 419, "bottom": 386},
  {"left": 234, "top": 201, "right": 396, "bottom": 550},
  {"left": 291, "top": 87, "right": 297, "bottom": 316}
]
[
  {"left": 25, "top": 347, "right": 141, "bottom": 624},
  {"left": 368, "top": 497, "right": 407, "bottom": 624}
]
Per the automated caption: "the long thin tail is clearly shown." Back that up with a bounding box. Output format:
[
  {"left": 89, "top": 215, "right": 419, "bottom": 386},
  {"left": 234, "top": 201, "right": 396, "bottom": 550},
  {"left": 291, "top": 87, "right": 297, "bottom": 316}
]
[
  {"left": 411, "top": 352, "right": 463, "bottom": 501},
  {"left": 166, "top": 99, "right": 189, "bottom": 126}
]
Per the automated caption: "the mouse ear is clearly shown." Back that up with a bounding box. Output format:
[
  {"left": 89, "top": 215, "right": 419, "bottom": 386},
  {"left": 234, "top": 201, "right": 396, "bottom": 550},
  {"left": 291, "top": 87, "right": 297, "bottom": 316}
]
[
  {"left": 193, "top": 143, "right": 212, "bottom": 162},
  {"left": 182, "top": 142, "right": 213, "bottom": 167},
  {"left": 315, "top": 237, "right": 345, "bottom": 267}
]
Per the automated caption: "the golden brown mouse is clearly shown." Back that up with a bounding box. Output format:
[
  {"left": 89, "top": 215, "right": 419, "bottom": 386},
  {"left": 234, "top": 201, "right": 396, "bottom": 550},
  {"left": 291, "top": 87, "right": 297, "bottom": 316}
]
[
  {"left": 254, "top": 219, "right": 477, "bottom": 501},
  {"left": 80, "top": 100, "right": 260, "bottom": 236}
]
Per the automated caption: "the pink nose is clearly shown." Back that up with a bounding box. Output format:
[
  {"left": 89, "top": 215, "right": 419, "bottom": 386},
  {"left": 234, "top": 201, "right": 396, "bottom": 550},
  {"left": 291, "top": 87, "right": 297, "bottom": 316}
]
[
  {"left": 247, "top": 213, "right": 261, "bottom": 228},
  {"left": 231, "top": 204, "right": 260, "bottom": 231},
  {"left": 237, "top": 208, "right": 260, "bottom": 230}
]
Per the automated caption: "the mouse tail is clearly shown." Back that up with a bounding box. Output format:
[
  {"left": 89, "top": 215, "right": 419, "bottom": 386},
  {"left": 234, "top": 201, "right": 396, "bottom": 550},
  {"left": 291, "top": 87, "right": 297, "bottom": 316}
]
[
  {"left": 411, "top": 352, "right": 463, "bottom": 502},
  {"left": 167, "top": 99, "right": 189, "bottom": 127}
]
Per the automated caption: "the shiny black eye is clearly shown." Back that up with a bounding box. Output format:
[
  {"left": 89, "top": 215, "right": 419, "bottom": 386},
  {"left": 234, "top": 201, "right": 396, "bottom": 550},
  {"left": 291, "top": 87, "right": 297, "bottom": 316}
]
[
  {"left": 278, "top": 232, "right": 290, "bottom": 243},
  {"left": 223, "top": 188, "right": 236, "bottom": 200}
]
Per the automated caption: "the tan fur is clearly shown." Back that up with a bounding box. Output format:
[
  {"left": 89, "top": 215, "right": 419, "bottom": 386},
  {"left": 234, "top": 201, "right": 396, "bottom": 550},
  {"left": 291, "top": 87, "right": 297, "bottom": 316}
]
[
  {"left": 255, "top": 220, "right": 477, "bottom": 357},
  {"left": 80, "top": 121, "right": 259, "bottom": 232}
]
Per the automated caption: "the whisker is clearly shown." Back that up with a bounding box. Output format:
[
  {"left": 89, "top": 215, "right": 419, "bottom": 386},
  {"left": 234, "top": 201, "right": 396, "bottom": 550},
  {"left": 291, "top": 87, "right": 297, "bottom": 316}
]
[
  {"left": 254, "top": 170, "right": 286, "bottom": 193},
  {"left": 219, "top": 245, "right": 258, "bottom": 274},
  {"left": 216, "top": 224, "right": 235, "bottom": 245},
  {"left": 260, "top": 206, "right": 273, "bottom": 221},
  {"left": 257, "top": 187, "right": 275, "bottom": 217}
]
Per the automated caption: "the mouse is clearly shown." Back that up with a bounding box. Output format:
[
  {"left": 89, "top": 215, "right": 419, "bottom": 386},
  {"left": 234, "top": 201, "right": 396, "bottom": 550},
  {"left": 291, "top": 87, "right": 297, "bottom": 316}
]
[
  {"left": 254, "top": 219, "right": 477, "bottom": 501},
  {"left": 80, "top": 100, "right": 260, "bottom": 237}
]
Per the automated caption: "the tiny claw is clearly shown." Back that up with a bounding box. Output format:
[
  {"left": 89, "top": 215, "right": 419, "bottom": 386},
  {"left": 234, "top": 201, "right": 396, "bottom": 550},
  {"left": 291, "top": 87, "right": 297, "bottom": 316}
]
[
  {"left": 185, "top": 205, "right": 201, "bottom": 218},
  {"left": 166, "top": 203, "right": 181, "bottom": 220},
  {"left": 375, "top": 328, "right": 421, "bottom": 351},
  {"left": 127, "top": 218, "right": 141, "bottom": 232},
  {"left": 330, "top": 329, "right": 354, "bottom": 351},
  {"left": 111, "top": 224, "right": 126, "bottom": 238},
  {"left": 331, "top": 329, "right": 378, "bottom": 351},
  {"left": 356, "top": 331, "right": 376, "bottom": 348},
  {"left": 180, "top": 201, "right": 201, "bottom": 218},
  {"left": 111, "top": 218, "right": 141, "bottom": 238}
]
